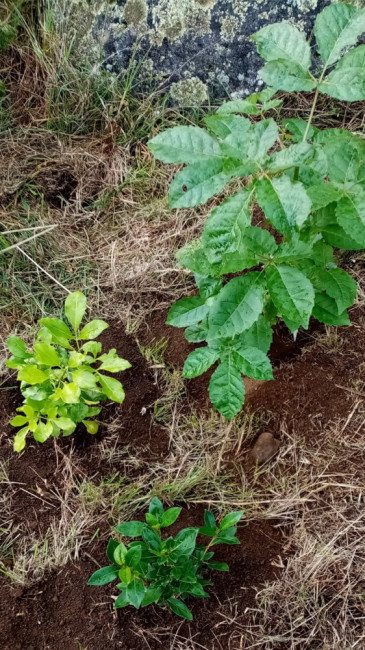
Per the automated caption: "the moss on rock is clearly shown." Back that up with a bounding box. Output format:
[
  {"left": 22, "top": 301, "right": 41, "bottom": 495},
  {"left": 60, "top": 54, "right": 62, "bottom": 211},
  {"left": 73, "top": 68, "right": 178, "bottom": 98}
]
[{"left": 124, "top": 0, "right": 148, "bottom": 25}]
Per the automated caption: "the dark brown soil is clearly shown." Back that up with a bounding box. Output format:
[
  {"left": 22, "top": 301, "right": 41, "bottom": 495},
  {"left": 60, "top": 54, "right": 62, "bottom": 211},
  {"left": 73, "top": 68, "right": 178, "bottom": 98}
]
[{"left": 1, "top": 304, "right": 364, "bottom": 649}]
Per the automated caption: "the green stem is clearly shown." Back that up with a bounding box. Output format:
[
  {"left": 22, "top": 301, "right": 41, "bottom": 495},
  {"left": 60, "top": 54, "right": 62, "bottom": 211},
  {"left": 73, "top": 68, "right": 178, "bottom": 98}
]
[{"left": 302, "top": 69, "right": 326, "bottom": 143}]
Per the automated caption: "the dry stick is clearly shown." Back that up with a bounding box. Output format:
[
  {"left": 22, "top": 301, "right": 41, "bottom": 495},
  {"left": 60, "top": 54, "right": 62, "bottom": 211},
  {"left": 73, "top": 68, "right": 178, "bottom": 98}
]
[
  {"left": 0, "top": 225, "right": 56, "bottom": 254},
  {"left": 16, "top": 244, "right": 71, "bottom": 294}
]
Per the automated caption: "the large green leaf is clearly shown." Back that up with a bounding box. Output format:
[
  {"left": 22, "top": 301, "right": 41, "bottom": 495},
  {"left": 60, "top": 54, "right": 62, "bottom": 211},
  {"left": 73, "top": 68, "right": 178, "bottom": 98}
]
[
  {"left": 311, "top": 267, "right": 357, "bottom": 314},
  {"left": 208, "top": 359, "right": 245, "bottom": 419},
  {"left": 167, "top": 296, "right": 210, "bottom": 328},
  {"left": 220, "top": 119, "right": 278, "bottom": 165},
  {"left": 319, "top": 46, "right": 365, "bottom": 101},
  {"left": 204, "top": 114, "right": 251, "bottom": 139},
  {"left": 314, "top": 3, "right": 365, "bottom": 67},
  {"left": 167, "top": 598, "right": 193, "bottom": 621},
  {"left": 65, "top": 291, "right": 87, "bottom": 333},
  {"left": 182, "top": 347, "right": 219, "bottom": 378},
  {"left": 259, "top": 60, "right": 317, "bottom": 92},
  {"left": 283, "top": 118, "right": 319, "bottom": 143},
  {"left": 312, "top": 293, "right": 351, "bottom": 326},
  {"left": 336, "top": 194, "right": 365, "bottom": 247},
  {"left": 18, "top": 365, "right": 48, "bottom": 385},
  {"left": 267, "top": 142, "right": 314, "bottom": 173},
  {"left": 256, "top": 176, "right": 312, "bottom": 236},
  {"left": 306, "top": 183, "right": 342, "bottom": 210},
  {"left": 126, "top": 579, "right": 146, "bottom": 609},
  {"left": 176, "top": 239, "right": 220, "bottom": 275},
  {"left": 148, "top": 126, "right": 221, "bottom": 164},
  {"left": 79, "top": 319, "right": 109, "bottom": 340},
  {"left": 87, "top": 565, "right": 119, "bottom": 586},
  {"left": 7, "top": 336, "right": 28, "bottom": 359},
  {"left": 54, "top": 381, "right": 81, "bottom": 404},
  {"left": 72, "top": 368, "right": 98, "bottom": 389},
  {"left": 208, "top": 272, "right": 265, "bottom": 339},
  {"left": 202, "top": 189, "right": 251, "bottom": 263},
  {"left": 97, "top": 374, "right": 125, "bottom": 403},
  {"left": 266, "top": 264, "right": 315, "bottom": 329},
  {"left": 238, "top": 316, "right": 273, "bottom": 354},
  {"left": 252, "top": 22, "right": 312, "bottom": 68},
  {"left": 33, "top": 342, "right": 60, "bottom": 367},
  {"left": 315, "top": 204, "right": 363, "bottom": 250},
  {"left": 169, "top": 160, "right": 231, "bottom": 209},
  {"left": 39, "top": 318, "right": 73, "bottom": 341},
  {"left": 220, "top": 226, "right": 277, "bottom": 274},
  {"left": 232, "top": 346, "right": 273, "bottom": 381}
]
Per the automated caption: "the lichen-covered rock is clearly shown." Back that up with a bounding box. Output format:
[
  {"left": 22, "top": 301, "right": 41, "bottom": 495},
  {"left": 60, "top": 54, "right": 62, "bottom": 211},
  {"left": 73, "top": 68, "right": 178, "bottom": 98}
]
[{"left": 56, "top": 0, "right": 335, "bottom": 99}]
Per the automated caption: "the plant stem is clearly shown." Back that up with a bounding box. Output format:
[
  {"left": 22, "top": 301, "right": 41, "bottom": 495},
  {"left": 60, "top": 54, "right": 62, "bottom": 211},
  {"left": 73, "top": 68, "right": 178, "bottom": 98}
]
[{"left": 302, "top": 69, "right": 326, "bottom": 142}]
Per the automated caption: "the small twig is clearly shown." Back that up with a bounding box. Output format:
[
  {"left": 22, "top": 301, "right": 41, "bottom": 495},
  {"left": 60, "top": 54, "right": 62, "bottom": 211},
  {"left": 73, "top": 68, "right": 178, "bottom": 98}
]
[
  {"left": 16, "top": 245, "right": 71, "bottom": 294},
  {"left": 335, "top": 384, "right": 365, "bottom": 398},
  {"left": 0, "top": 225, "right": 56, "bottom": 254}
]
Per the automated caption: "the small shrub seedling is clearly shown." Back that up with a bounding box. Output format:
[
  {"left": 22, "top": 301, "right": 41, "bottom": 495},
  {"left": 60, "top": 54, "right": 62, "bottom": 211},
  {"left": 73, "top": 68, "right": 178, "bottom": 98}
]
[
  {"left": 148, "top": 3, "right": 364, "bottom": 419},
  {"left": 6, "top": 291, "right": 130, "bottom": 452},
  {"left": 88, "top": 497, "right": 243, "bottom": 620}
]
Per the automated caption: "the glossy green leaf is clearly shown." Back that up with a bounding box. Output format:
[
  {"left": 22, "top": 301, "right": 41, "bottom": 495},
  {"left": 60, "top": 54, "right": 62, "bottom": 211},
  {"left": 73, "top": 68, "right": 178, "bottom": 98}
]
[
  {"left": 239, "top": 316, "right": 273, "bottom": 354},
  {"left": 141, "top": 586, "right": 162, "bottom": 607},
  {"left": 219, "top": 511, "right": 243, "bottom": 530},
  {"left": 208, "top": 272, "right": 265, "bottom": 339},
  {"left": 160, "top": 507, "right": 182, "bottom": 527},
  {"left": 167, "top": 296, "right": 210, "bottom": 328},
  {"left": 167, "top": 598, "right": 193, "bottom": 621},
  {"left": 13, "top": 426, "right": 29, "bottom": 453},
  {"left": 114, "top": 592, "right": 129, "bottom": 608},
  {"left": 87, "top": 565, "right": 119, "bottom": 586},
  {"left": 97, "top": 374, "right": 125, "bottom": 404},
  {"left": 79, "top": 319, "right": 109, "bottom": 340},
  {"left": 148, "top": 126, "right": 221, "bottom": 164},
  {"left": 54, "top": 382, "right": 81, "bottom": 404},
  {"left": 233, "top": 346, "right": 273, "bottom": 381},
  {"left": 33, "top": 342, "right": 60, "bottom": 367},
  {"left": 106, "top": 539, "right": 119, "bottom": 564},
  {"left": 169, "top": 160, "right": 231, "bottom": 209},
  {"left": 98, "top": 353, "right": 131, "bottom": 373},
  {"left": 208, "top": 359, "right": 245, "bottom": 420},
  {"left": 33, "top": 421, "right": 53, "bottom": 443},
  {"left": 204, "top": 510, "right": 216, "bottom": 530},
  {"left": 266, "top": 264, "right": 315, "bottom": 329},
  {"left": 72, "top": 368, "right": 97, "bottom": 389},
  {"left": 312, "top": 268, "right": 357, "bottom": 313},
  {"left": 209, "top": 562, "right": 229, "bottom": 571},
  {"left": 83, "top": 420, "right": 98, "bottom": 434},
  {"left": 184, "top": 322, "right": 209, "bottom": 343},
  {"left": 314, "top": 204, "right": 363, "bottom": 250},
  {"left": 182, "top": 347, "right": 219, "bottom": 379},
  {"left": 65, "top": 291, "right": 87, "bottom": 333},
  {"left": 173, "top": 527, "right": 198, "bottom": 557},
  {"left": 113, "top": 542, "right": 128, "bottom": 565},
  {"left": 312, "top": 293, "right": 351, "bottom": 326},
  {"left": 10, "top": 415, "right": 28, "bottom": 427},
  {"left": 125, "top": 545, "right": 142, "bottom": 569}
]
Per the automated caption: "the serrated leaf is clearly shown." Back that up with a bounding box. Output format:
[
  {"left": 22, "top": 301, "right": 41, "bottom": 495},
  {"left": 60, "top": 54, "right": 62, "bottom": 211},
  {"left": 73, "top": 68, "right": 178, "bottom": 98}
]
[
  {"left": 208, "top": 359, "right": 245, "bottom": 420},
  {"left": 267, "top": 142, "right": 314, "bottom": 172},
  {"left": 65, "top": 291, "right": 87, "bottom": 333},
  {"left": 194, "top": 275, "right": 223, "bottom": 301},
  {"left": 185, "top": 322, "right": 209, "bottom": 343},
  {"left": 314, "top": 204, "right": 363, "bottom": 250},
  {"left": 169, "top": 160, "right": 231, "bottom": 209},
  {"left": 217, "top": 98, "right": 260, "bottom": 115},
  {"left": 240, "top": 225, "right": 277, "bottom": 258},
  {"left": 319, "top": 46, "right": 365, "bottom": 102},
  {"left": 312, "top": 293, "right": 351, "bottom": 326},
  {"left": 97, "top": 374, "right": 125, "bottom": 404},
  {"left": 176, "top": 239, "right": 220, "bottom": 275},
  {"left": 148, "top": 126, "right": 221, "bottom": 164},
  {"left": 79, "top": 319, "right": 109, "bottom": 340},
  {"left": 313, "top": 267, "right": 357, "bottom": 313},
  {"left": 204, "top": 114, "right": 251, "bottom": 139},
  {"left": 182, "top": 347, "right": 219, "bottom": 379},
  {"left": 167, "top": 296, "right": 210, "bottom": 328},
  {"left": 336, "top": 194, "right": 365, "bottom": 247},
  {"left": 252, "top": 22, "right": 311, "bottom": 69},
  {"left": 232, "top": 346, "right": 273, "bottom": 381},
  {"left": 220, "top": 119, "right": 278, "bottom": 165},
  {"left": 202, "top": 189, "right": 251, "bottom": 263},
  {"left": 208, "top": 272, "right": 265, "bottom": 339},
  {"left": 266, "top": 264, "right": 315, "bottom": 329},
  {"left": 167, "top": 598, "right": 193, "bottom": 621},
  {"left": 259, "top": 60, "right": 317, "bottom": 92},
  {"left": 324, "top": 138, "right": 363, "bottom": 185},
  {"left": 306, "top": 183, "right": 342, "bottom": 210},
  {"left": 33, "top": 342, "right": 60, "bottom": 367},
  {"left": 314, "top": 3, "right": 365, "bottom": 67},
  {"left": 18, "top": 365, "right": 48, "bottom": 385},
  {"left": 87, "top": 565, "right": 119, "bottom": 586},
  {"left": 256, "top": 176, "right": 312, "bottom": 236}
]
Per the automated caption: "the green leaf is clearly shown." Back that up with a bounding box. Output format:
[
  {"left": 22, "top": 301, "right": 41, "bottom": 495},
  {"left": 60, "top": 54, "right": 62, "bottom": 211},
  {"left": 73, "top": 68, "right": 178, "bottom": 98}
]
[
  {"left": 115, "top": 521, "right": 145, "bottom": 537},
  {"left": 259, "top": 60, "right": 317, "bottom": 92},
  {"left": 314, "top": 3, "right": 365, "bottom": 67},
  {"left": 324, "top": 138, "right": 363, "bottom": 186},
  {"left": 267, "top": 142, "right": 314, "bottom": 172},
  {"left": 83, "top": 420, "right": 98, "bottom": 434},
  {"left": 319, "top": 46, "right": 365, "bottom": 101},
  {"left": 142, "top": 527, "right": 162, "bottom": 551},
  {"left": 33, "top": 342, "right": 60, "bottom": 367},
  {"left": 217, "top": 98, "right": 260, "bottom": 116},
  {"left": 306, "top": 183, "right": 342, "bottom": 210},
  {"left": 314, "top": 204, "right": 363, "bottom": 250},
  {"left": 10, "top": 415, "right": 28, "bottom": 427},
  {"left": 209, "top": 562, "right": 229, "bottom": 571},
  {"left": 79, "top": 319, "right": 109, "bottom": 340},
  {"left": 182, "top": 347, "right": 219, "bottom": 379},
  {"left": 97, "top": 374, "right": 125, "bottom": 404},
  {"left": 72, "top": 368, "right": 97, "bottom": 389},
  {"left": 252, "top": 22, "right": 311, "bottom": 68},
  {"left": 282, "top": 118, "right": 318, "bottom": 143},
  {"left": 256, "top": 176, "right": 312, "bottom": 236},
  {"left": 106, "top": 539, "right": 119, "bottom": 563},
  {"left": 209, "top": 360, "right": 245, "bottom": 420},
  {"left": 125, "top": 545, "right": 142, "bottom": 569},
  {"left": 204, "top": 114, "right": 250, "bottom": 139},
  {"left": 114, "top": 592, "right": 129, "bottom": 609},
  {"left": 141, "top": 586, "right": 162, "bottom": 607},
  {"left": 113, "top": 542, "right": 128, "bottom": 565},
  {"left": 239, "top": 316, "right": 273, "bottom": 354},
  {"left": 98, "top": 353, "right": 131, "bottom": 373},
  {"left": 65, "top": 291, "right": 87, "bottom": 333},
  {"left": 176, "top": 239, "right": 220, "bottom": 276},
  {"left": 13, "top": 426, "right": 29, "bottom": 452},
  {"left": 160, "top": 507, "right": 182, "bottom": 527},
  {"left": 208, "top": 272, "right": 265, "bottom": 339},
  {"left": 18, "top": 365, "right": 48, "bottom": 385},
  {"left": 195, "top": 275, "right": 223, "bottom": 301},
  {"left": 173, "top": 527, "right": 198, "bottom": 557},
  {"left": 312, "top": 268, "right": 357, "bottom": 314},
  {"left": 232, "top": 346, "right": 273, "bottom": 381},
  {"left": 119, "top": 566, "right": 133, "bottom": 584},
  {"left": 167, "top": 598, "right": 193, "bottom": 621},
  {"left": 201, "top": 189, "right": 251, "bottom": 263},
  {"left": 336, "top": 194, "right": 365, "bottom": 248},
  {"left": 87, "top": 565, "right": 119, "bottom": 586},
  {"left": 82, "top": 341, "right": 102, "bottom": 357},
  {"left": 204, "top": 510, "right": 216, "bottom": 530},
  {"left": 39, "top": 318, "right": 73, "bottom": 341},
  {"left": 167, "top": 296, "right": 210, "bottom": 328},
  {"left": 219, "top": 511, "right": 243, "bottom": 530},
  {"left": 312, "top": 293, "right": 351, "bottom": 326},
  {"left": 7, "top": 336, "right": 28, "bottom": 358},
  {"left": 54, "top": 382, "right": 81, "bottom": 404},
  {"left": 148, "top": 126, "right": 221, "bottom": 164},
  {"left": 266, "top": 264, "right": 315, "bottom": 329},
  {"left": 185, "top": 323, "right": 209, "bottom": 343},
  {"left": 33, "top": 421, "right": 53, "bottom": 443},
  {"left": 149, "top": 496, "right": 164, "bottom": 517},
  {"left": 169, "top": 160, "right": 231, "bottom": 209}
]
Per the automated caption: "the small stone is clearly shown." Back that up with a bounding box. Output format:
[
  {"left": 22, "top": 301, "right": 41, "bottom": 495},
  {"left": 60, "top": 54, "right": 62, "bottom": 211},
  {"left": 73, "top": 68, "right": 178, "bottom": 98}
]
[{"left": 250, "top": 432, "right": 280, "bottom": 465}]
